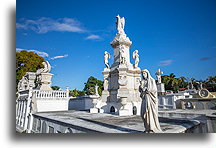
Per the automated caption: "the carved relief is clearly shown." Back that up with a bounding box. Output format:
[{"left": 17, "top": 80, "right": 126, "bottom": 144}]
[
  {"left": 135, "top": 77, "right": 140, "bottom": 88},
  {"left": 118, "top": 75, "right": 127, "bottom": 86},
  {"left": 104, "top": 77, "right": 109, "bottom": 90},
  {"left": 18, "top": 76, "right": 29, "bottom": 91}
]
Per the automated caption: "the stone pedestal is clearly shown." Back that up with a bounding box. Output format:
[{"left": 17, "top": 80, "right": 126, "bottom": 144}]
[
  {"left": 119, "top": 109, "right": 130, "bottom": 116},
  {"left": 157, "top": 83, "right": 165, "bottom": 95},
  {"left": 26, "top": 72, "right": 37, "bottom": 88},
  {"left": 37, "top": 73, "right": 53, "bottom": 90},
  {"left": 90, "top": 108, "right": 99, "bottom": 113},
  {"left": 100, "top": 18, "right": 142, "bottom": 116}
]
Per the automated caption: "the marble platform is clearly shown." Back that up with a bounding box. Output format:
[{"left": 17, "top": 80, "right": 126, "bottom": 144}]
[{"left": 28, "top": 110, "right": 212, "bottom": 133}]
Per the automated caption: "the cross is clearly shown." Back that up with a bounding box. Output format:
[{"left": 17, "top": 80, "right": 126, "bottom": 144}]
[{"left": 155, "top": 69, "right": 163, "bottom": 84}]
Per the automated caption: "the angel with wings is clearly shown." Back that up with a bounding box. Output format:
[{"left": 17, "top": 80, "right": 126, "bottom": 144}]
[{"left": 116, "top": 15, "right": 125, "bottom": 35}]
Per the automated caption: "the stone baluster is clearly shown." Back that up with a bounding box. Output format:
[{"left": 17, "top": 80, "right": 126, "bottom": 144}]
[
  {"left": 16, "top": 101, "right": 19, "bottom": 124},
  {"left": 15, "top": 101, "right": 18, "bottom": 122},
  {"left": 36, "top": 91, "right": 38, "bottom": 98},
  {"left": 19, "top": 101, "right": 23, "bottom": 126},
  {"left": 26, "top": 114, "right": 33, "bottom": 133},
  {"left": 19, "top": 101, "right": 22, "bottom": 125},
  {"left": 18, "top": 101, "right": 21, "bottom": 126},
  {"left": 24, "top": 88, "right": 33, "bottom": 130},
  {"left": 16, "top": 101, "right": 21, "bottom": 124},
  {"left": 37, "top": 91, "right": 40, "bottom": 98},
  {"left": 21, "top": 100, "right": 26, "bottom": 127}
]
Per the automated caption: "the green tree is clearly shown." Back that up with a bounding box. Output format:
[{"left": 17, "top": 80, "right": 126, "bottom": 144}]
[
  {"left": 204, "top": 76, "right": 216, "bottom": 91},
  {"left": 83, "top": 76, "right": 103, "bottom": 95},
  {"left": 16, "top": 50, "right": 45, "bottom": 89},
  {"left": 51, "top": 86, "right": 60, "bottom": 90},
  {"left": 162, "top": 73, "right": 179, "bottom": 92},
  {"left": 178, "top": 76, "right": 187, "bottom": 88},
  {"left": 69, "top": 89, "right": 85, "bottom": 97}
]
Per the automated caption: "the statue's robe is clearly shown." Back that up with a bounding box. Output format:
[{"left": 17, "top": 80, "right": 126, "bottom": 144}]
[{"left": 140, "top": 70, "right": 162, "bottom": 133}]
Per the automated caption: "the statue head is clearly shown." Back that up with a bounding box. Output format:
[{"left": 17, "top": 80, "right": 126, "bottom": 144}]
[{"left": 142, "top": 69, "right": 154, "bottom": 81}]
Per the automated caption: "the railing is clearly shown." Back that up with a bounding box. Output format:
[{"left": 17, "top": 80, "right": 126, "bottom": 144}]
[
  {"left": 16, "top": 97, "right": 30, "bottom": 132},
  {"left": 16, "top": 88, "right": 69, "bottom": 132},
  {"left": 34, "top": 90, "right": 69, "bottom": 99}
]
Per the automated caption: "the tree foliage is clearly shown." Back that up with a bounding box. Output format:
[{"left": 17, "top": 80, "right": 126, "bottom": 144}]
[
  {"left": 16, "top": 50, "right": 45, "bottom": 89},
  {"left": 69, "top": 89, "right": 85, "bottom": 97},
  {"left": 83, "top": 76, "right": 103, "bottom": 95},
  {"left": 162, "top": 74, "right": 216, "bottom": 92},
  {"left": 51, "top": 86, "right": 60, "bottom": 90}
]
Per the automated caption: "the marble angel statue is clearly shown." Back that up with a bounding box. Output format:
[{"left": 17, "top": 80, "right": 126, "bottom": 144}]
[
  {"left": 132, "top": 50, "right": 139, "bottom": 68},
  {"left": 36, "top": 61, "right": 51, "bottom": 75},
  {"left": 116, "top": 15, "right": 125, "bottom": 35},
  {"left": 104, "top": 51, "right": 110, "bottom": 68}
]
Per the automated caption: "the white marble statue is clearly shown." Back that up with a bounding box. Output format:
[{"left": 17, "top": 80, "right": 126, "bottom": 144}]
[
  {"left": 132, "top": 50, "right": 139, "bottom": 68},
  {"left": 95, "top": 84, "right": 99, "bottom": 96},
  {"left": 116, "top": 15, "right": 125, "bottom": 35},
  {"left": 139, "top": 69, "right": 162, "bottom": 133},
  {"left": 119, "top": 46, "right": 126, "bottom": 64},
  {"left": 36, "top": 61, "right": 51, "bottom": 74},
  {"left": 104, "top": 51, "right": 110, "bottom": 68},
  {"left": 155, "top": 69, "right": 163, "bottom": 84},
  {"left": 18, "top": 76, "right": 28, "bottom": 91}
]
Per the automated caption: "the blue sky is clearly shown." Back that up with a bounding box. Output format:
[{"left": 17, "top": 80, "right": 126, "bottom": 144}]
[{"left": 16, "top": 0, "right": 215, "bottom": 90}]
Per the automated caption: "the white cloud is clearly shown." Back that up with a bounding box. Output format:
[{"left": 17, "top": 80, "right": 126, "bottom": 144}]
[
  {"left": 50, "top": 54, "right": 68, "bottom": 60},
  {"left": 159, "top": 60, "right": 173, "bottom": 66},
  {"left": 85, "top": 34, "right": 101, "bottom": 40},
  {"left": 28, "top": 49, "right": 49, "bottom": 57},
  {"left": 16, "top": 17, "right": 85, "bottom": 34},
  {"left": 16, "top": 48, "right": 49, "bottom": 57},
  {"left": 16, "top": 48, "right": 23, "bottom": 52}
]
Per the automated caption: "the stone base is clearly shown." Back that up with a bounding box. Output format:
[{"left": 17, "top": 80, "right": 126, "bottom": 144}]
[
  {"left": 37, "top": 73, "right": 53, "bottom": 90},
  {"left": 90, "top": 108, "right": 99, "bottom": 113},
  {"left": 28, "top": 110, "right": 211, "bottom": 133},
  {"left": 157, "top": 83, "right": 165, "bottom": 94},
  {"left": 119, "top": 109, "right": 130, "bottom": 116}
]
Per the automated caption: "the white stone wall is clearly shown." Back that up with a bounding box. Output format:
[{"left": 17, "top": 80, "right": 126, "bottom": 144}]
[
  {"left": 158, "top": 95, "right": 176, "bottom": 109},
  {"left": 37, "top": 99, "right": 69, "bottom": 112}
]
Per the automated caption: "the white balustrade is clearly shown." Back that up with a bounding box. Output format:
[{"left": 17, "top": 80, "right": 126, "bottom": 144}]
[
  {"left": 16, "top": 88, "right": 69, "bottom": 132},
  {"left": 33, "top": 90, "right": 69, "bottom": 99}
]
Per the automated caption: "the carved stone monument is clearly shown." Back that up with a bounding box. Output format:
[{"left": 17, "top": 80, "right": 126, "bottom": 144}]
[
  {"left": 99, "top": 15, "right": 142, "bottom": 116},
  {"left": 155, "top": 69, "right": 165, "bottom": 95},
  {"left": 35, "top": 61, "right": 53, "bottom": 90},
  {"left": 18, "top": 72, "right": 36, "bottom": 92}
]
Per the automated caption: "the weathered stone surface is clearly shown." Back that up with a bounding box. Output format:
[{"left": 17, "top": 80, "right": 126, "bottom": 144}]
[
  {"left": 31, "top": 110, "right": 207, "bottom": 133},
  {"left": 99, "top": 15, "right": 142, "bottom": 116}
]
